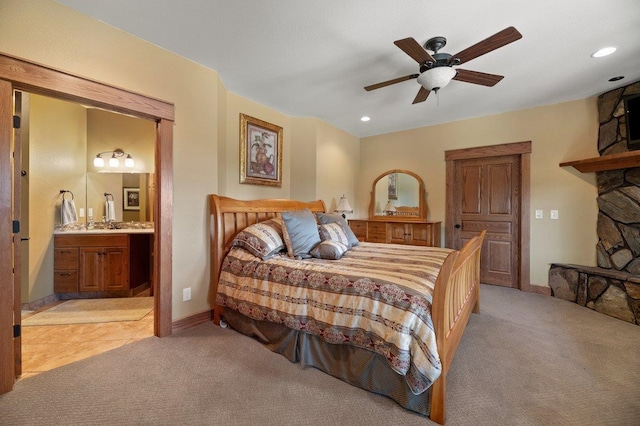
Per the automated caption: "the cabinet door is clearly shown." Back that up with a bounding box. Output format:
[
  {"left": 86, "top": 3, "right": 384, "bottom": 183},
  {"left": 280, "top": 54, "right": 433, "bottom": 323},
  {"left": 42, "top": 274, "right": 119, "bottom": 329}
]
[
  {"left": 387, "top": 223, "right": 408, "bottom": 244},
  {"left": 103, "top": 247, "right": 129, "bottom": 291},
  {"left": 79, "top": 248, "right": 102, "bottom": 292},
  {"left": 409, "top": 223, "right": 433, "bottom": 246}
]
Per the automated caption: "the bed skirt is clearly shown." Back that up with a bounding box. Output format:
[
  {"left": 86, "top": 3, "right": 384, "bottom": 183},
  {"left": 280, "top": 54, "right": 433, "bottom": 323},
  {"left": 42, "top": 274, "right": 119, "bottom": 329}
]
[{"left": 223, "top": 308, "right": 431, "bottom": 417}]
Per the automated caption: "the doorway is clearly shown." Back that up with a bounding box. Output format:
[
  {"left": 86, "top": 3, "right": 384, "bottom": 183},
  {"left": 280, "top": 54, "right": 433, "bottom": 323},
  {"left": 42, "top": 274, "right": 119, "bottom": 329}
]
[
  {"left": 445, "top": 141, "right": 531, "bottom": 290},
  {"left": 0, "top": 53, "right": 174, "bottom": 394}
]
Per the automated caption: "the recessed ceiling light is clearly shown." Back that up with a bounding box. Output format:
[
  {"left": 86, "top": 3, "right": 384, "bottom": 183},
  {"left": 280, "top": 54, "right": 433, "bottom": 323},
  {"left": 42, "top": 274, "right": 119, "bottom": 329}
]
[
  {"left": 591, "top": 47, "right": 617, "bottom": 58},
  {"left": 609, "top": 76, "right": 624, "bottom": 82},
  {"left": 360, "top": 116, "right": 371, "bottom": 122}
]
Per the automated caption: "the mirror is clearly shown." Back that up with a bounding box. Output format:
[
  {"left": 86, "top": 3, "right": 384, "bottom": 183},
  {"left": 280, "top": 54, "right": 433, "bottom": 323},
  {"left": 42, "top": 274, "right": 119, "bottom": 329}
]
[
  {"left": 87, "top": 173, "right": 154, "bottom": 223},
  {"left": 369, "top": 169, "right": 427, "bottom": 220}
]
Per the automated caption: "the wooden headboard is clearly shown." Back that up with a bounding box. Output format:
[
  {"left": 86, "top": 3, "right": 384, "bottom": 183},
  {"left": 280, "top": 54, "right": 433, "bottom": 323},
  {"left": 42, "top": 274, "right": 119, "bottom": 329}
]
[{"left": 208, "top": 194, "right": 326, "bottom": 322}]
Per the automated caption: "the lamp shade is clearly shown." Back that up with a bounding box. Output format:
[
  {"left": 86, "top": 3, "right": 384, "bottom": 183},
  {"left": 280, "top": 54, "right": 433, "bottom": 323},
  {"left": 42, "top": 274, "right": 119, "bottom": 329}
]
[
  {"left": 93, "top": 155, "right": 105, "bottom": 167},
  {"left": 417, "top": 67, "right": 457, "bottom": 92},
  {"left": 384, "top": 201, "right": 396, "bottom": 215},
  {"left": 335, "top": 195, "right": 353, "bottom": 214}
]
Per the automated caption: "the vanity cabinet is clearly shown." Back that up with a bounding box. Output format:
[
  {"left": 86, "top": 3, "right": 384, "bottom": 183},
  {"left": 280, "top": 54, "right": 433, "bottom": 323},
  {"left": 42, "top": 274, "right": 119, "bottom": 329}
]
[
  {"left": 54, "top": 233, "right": 151, "bottom": 296},
  {"left": 349, "top": 219, "right": 441, "bottom": 247}
]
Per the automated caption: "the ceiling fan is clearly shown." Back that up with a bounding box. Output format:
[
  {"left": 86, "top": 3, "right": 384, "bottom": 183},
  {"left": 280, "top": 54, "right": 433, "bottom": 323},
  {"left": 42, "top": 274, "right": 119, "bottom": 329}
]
[{"left": 364, "top": 27, "right": 522, "bottom": 104}]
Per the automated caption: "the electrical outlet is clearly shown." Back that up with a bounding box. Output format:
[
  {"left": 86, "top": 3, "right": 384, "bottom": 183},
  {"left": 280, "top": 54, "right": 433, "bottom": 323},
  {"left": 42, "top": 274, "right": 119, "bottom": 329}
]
[
  {"left": 550, "top": 210, "right": 559, "bottom": 220},
  {"left": 535, "top": 210, "right": 543, "bottom": 219},
  {"left": 182, "top": 287, "right": 191, "bottom": 302}
]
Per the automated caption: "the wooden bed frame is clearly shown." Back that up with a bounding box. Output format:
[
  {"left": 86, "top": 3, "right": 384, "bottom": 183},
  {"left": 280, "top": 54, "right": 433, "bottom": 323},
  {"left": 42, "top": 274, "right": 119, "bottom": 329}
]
[{"left": 209, "top": 194, "right": 484, "bottom": 424}]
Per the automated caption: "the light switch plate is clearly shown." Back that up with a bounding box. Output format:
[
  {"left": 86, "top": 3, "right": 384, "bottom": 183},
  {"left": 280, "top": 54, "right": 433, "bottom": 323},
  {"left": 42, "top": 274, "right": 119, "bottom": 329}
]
[
  {"left": 550, "top": 210, "right": 559, "bottom": 220},
  {"left": 182, "top": 287, "right": 191, "bottom": 302},
  {"left": 535, "top": 210, "right": 543, "bottom": 219}
]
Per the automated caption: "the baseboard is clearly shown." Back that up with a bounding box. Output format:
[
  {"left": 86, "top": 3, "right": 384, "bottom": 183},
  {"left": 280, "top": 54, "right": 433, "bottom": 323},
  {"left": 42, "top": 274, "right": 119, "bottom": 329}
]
[
  {"left": 171, "top": 310, "right": 213, "bottom": 334},
  {"left": 21, "top": 293, "right": 59, "bottom": 311},
  {"left": 528, "top": 284, "right": 551, "bottom": 296}
]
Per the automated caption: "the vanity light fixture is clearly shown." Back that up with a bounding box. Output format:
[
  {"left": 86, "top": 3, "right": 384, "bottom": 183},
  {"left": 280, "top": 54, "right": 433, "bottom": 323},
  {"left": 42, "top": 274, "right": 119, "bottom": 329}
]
[
  {"left": 93, "top": 148, "right": 135, "bottom": 168},
  {"left": 335, "top": 195, "right": 354, "bottom": 218}
]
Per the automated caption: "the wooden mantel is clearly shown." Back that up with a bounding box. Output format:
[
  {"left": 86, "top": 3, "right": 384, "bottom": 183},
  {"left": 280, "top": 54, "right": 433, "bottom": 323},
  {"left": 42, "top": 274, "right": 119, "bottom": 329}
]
[{"left": 559, "top": 150, "right": 640, "bottom": 173}]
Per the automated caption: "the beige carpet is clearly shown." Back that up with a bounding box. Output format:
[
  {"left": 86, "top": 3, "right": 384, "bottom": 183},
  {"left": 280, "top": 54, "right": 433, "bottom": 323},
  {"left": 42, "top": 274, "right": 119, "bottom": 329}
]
[
  {"left": 22, "top": 297, "right": 154, "bottom": 326},
  {"left": 5, "top": 286, "right": 639, "bottom": 425}
]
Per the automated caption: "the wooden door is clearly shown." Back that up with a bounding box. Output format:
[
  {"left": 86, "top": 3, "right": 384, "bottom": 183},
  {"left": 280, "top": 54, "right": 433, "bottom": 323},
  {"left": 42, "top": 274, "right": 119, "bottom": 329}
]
[
  {"left": 446, "top": 141, "right": 531, "bottom": 290},
  {"left": 454, "top": 155, "right": 520, "bottom": 287}
]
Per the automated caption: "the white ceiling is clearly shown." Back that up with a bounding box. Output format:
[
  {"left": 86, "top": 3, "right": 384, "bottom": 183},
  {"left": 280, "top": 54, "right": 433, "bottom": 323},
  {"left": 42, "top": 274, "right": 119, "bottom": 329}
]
[{"left": 56, "top": 0, "right": 640, "bottom": 138}]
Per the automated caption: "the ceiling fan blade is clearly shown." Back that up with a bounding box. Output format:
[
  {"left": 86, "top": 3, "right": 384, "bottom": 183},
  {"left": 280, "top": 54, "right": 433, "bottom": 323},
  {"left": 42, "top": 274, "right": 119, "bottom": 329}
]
[
  {"left": 450, "top": 27, "right": 522, "bottom": 65},
  {"left": 453, "top": 69, "right": 504, "bottom": 86},
  {"left": 394, "top": 38, "right": 436, "bottom": 64},
  {"left": 364, "top": 74, "right": 419, "bottom": 91},
  {"left": 412, "top": 86, "right": 430, "bottom": 104}
]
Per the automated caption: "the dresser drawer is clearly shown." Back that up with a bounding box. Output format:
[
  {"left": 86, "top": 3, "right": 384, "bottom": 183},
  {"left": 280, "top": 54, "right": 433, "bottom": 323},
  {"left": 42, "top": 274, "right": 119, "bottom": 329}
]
[
  {"left": 54, "top": 270, "right": 78, "bottom": 292},
  {"left": 367, "top": 222, "right": 387, "bottom": 243},
  {"left": 54, "top": 248, "right": 79, "bottom": 270},
  {"left": 348, "top": 220, "right": 367, "bottom": 241}
]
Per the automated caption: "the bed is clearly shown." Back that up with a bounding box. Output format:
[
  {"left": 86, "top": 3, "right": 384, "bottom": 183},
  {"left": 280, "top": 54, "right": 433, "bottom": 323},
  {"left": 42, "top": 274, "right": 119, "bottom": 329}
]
[{"left": 209, "top": 194, "right": 484, "bottom": 424}]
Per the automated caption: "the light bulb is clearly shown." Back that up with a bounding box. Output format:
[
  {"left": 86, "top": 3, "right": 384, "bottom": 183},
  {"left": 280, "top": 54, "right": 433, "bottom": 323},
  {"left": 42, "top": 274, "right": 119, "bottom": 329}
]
[
  {"left": 93, "top": 155, "right": 105, "bottom": 167},
  {"left": 109, "top": 154, "right": 119, "bottom": 167},
  {"left": 124, "top": 155, "right": 134, "bottom": 168}
]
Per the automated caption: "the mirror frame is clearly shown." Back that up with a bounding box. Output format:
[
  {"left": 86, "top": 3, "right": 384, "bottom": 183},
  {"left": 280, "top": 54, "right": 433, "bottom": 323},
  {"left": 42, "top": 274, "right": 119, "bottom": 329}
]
[{"left": 369, "top": 169, "right": 427, "bottom": 221}]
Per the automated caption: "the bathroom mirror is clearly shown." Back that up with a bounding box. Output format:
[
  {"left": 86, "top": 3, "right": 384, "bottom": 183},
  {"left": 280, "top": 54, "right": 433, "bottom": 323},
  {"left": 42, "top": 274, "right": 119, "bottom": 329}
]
[
  {"left": 369, "top": 169, "right": 427, "bottom": 220},
  {"left": 86, "top": 173, "right": 154, "bottom": 222}
]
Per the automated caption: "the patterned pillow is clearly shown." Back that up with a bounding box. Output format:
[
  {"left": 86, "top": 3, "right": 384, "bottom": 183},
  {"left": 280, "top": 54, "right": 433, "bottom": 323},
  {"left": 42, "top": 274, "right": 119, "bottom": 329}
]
[
  {"left": 310, "top": 240, "right": 349, "bottom": 260},
  {"left": 318, "top": 222, "right": 352, "bottom": 249},
  {"left": 316, "top": 212, "right": 359, "bottom": 247},
  {"left": 231, "top": 218, "right": 285, "bottom": 260},
  {"left": 280, "top": 209, "right": 322, "bottom": 259}
]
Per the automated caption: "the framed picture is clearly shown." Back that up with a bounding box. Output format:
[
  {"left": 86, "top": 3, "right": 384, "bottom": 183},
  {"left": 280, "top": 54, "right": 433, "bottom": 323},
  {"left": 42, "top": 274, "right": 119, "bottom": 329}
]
[
  {"left": 388, "top": 173, "right": 397, "bottom": 200},
  {"left": 123, "top": 187, "right": 140, "bottom": 211},
  {"left": 240, "top": 113, "right": 283, "bottom": 187}
]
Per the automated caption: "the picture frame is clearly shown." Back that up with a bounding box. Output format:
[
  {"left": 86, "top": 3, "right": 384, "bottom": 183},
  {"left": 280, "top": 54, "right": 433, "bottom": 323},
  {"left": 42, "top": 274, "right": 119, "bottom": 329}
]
[
  {"left": 240, "top": 113, "right": 283, "bottom": 187},
  {"left": 388, "top": 173, "right": 397, "bottom": 200},
  {"left": 123, "top": 187, "right": 140, "bottom": 211}
]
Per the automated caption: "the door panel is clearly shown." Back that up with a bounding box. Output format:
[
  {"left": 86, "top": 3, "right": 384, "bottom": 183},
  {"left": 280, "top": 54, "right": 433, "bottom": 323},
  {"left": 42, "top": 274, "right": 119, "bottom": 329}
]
[{"left": 454, "top": 154, "right": 520, "bottom": 288}]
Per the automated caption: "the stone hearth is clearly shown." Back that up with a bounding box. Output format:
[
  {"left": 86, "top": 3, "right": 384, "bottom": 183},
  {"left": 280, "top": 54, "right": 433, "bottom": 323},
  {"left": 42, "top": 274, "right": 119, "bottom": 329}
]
[{"left": 550, "top": 80, "right": 640, "bottom": 325}]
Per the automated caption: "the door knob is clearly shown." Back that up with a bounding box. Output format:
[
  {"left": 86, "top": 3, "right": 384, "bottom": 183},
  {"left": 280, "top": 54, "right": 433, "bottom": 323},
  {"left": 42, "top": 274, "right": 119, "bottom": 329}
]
[{"left": 454, "top": 224, "right": 461, "bottom": 229}]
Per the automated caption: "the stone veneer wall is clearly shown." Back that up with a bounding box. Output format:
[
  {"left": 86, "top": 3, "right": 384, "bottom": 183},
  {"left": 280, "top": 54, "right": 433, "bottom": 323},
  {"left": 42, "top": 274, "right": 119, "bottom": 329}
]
[{"left": 549, "top": 80, "right": 640, "bottom": 325}]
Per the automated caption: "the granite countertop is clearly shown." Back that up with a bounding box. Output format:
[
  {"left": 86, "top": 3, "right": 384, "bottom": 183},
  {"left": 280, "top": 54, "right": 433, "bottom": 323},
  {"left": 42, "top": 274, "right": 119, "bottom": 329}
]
[{"left": 54, "top": 222, "right": 154, "bottom": 235}]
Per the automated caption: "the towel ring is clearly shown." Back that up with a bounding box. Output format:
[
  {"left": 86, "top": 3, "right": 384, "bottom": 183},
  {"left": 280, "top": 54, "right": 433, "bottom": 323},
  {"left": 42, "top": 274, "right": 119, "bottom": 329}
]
[
  {"left": 104, "top": 192, "right": 114, "bottom": 201},
  {"left": 59, "top": 189, "right": 74, "bottom": 200}
]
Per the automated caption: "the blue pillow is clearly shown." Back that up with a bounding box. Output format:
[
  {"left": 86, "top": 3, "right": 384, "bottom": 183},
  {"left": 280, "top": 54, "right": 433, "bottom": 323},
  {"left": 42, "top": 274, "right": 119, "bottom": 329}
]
[{"left": 281, "top": 209, "right": 321, "bottom": 259}]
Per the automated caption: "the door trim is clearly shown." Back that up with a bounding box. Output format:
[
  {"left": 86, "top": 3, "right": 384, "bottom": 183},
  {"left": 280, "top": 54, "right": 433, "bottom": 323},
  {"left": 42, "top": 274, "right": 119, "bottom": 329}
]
[
  {"left": 0, "top": 53, "right": 174, "bottom": 393},
  {"left": 445, "top": 141, "right": 531, "bottom": 291}
]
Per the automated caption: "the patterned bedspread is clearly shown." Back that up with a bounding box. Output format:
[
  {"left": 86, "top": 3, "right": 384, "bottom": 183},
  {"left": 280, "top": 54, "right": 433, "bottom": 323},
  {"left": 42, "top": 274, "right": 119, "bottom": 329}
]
[{"left": 216, "top": 242, "right": 454, "bottom": 394}]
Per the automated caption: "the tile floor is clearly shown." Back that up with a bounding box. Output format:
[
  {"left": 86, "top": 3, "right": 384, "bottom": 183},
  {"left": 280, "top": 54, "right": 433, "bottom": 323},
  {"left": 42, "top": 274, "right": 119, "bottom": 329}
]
[{"left": 19, "top": 305, "right": 154, "bottom": 380}]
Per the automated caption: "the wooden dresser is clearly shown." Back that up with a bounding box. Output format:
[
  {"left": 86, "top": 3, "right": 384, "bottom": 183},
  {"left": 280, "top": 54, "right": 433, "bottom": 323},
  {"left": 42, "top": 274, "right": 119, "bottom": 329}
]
[
  {"left": 348, "top": 219, "right": 441, "bottom": 247},
  {"left": 54, "top": 232, "right": 152, "bottom": 296}
]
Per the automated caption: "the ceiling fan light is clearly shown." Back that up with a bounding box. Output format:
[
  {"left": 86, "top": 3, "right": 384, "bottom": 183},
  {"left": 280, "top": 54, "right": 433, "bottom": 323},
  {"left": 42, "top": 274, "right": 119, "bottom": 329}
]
[{"left": 417, "top": 67, "right": 457, "bottom": 92}]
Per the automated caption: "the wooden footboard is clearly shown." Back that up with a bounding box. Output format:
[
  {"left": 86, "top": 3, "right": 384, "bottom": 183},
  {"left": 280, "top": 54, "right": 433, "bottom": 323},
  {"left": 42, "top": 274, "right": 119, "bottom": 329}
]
[{"left": 429, "top": 230, "right": 485, "bottom": 425}]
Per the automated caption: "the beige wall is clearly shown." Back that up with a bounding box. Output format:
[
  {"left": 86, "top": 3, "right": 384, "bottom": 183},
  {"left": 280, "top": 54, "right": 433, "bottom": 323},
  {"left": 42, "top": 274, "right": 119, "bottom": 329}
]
[
  {"left": 3, "top": 0, "right": 360, "bottom": 320},
  {"left": 27, "top": 95, "right": 87, "bottom": 302},
  {"left": 361, "top": 99, "right": 600, "bottom": 286}
]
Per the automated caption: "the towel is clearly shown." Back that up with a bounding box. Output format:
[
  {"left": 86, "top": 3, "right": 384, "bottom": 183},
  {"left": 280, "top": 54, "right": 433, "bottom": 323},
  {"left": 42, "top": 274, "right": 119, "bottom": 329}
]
[
  {"left": 61, "top": 199, "right": 78, "bottom": 225},
  {"left": 105, "top": 200, "right": 116, "bottom": 222}
]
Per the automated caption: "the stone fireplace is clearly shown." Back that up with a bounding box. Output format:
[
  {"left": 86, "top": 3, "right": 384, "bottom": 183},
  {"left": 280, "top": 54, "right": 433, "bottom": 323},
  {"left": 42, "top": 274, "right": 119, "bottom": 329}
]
[{"left": 550, "top": 80, "right": 640, "bottom": 325}]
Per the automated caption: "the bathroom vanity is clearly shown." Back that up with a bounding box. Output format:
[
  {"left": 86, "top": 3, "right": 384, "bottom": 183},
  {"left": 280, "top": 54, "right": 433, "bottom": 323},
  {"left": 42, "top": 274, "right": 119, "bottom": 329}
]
[{"left": 54, "top": 226, "right": 153, "bottom": 297}]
